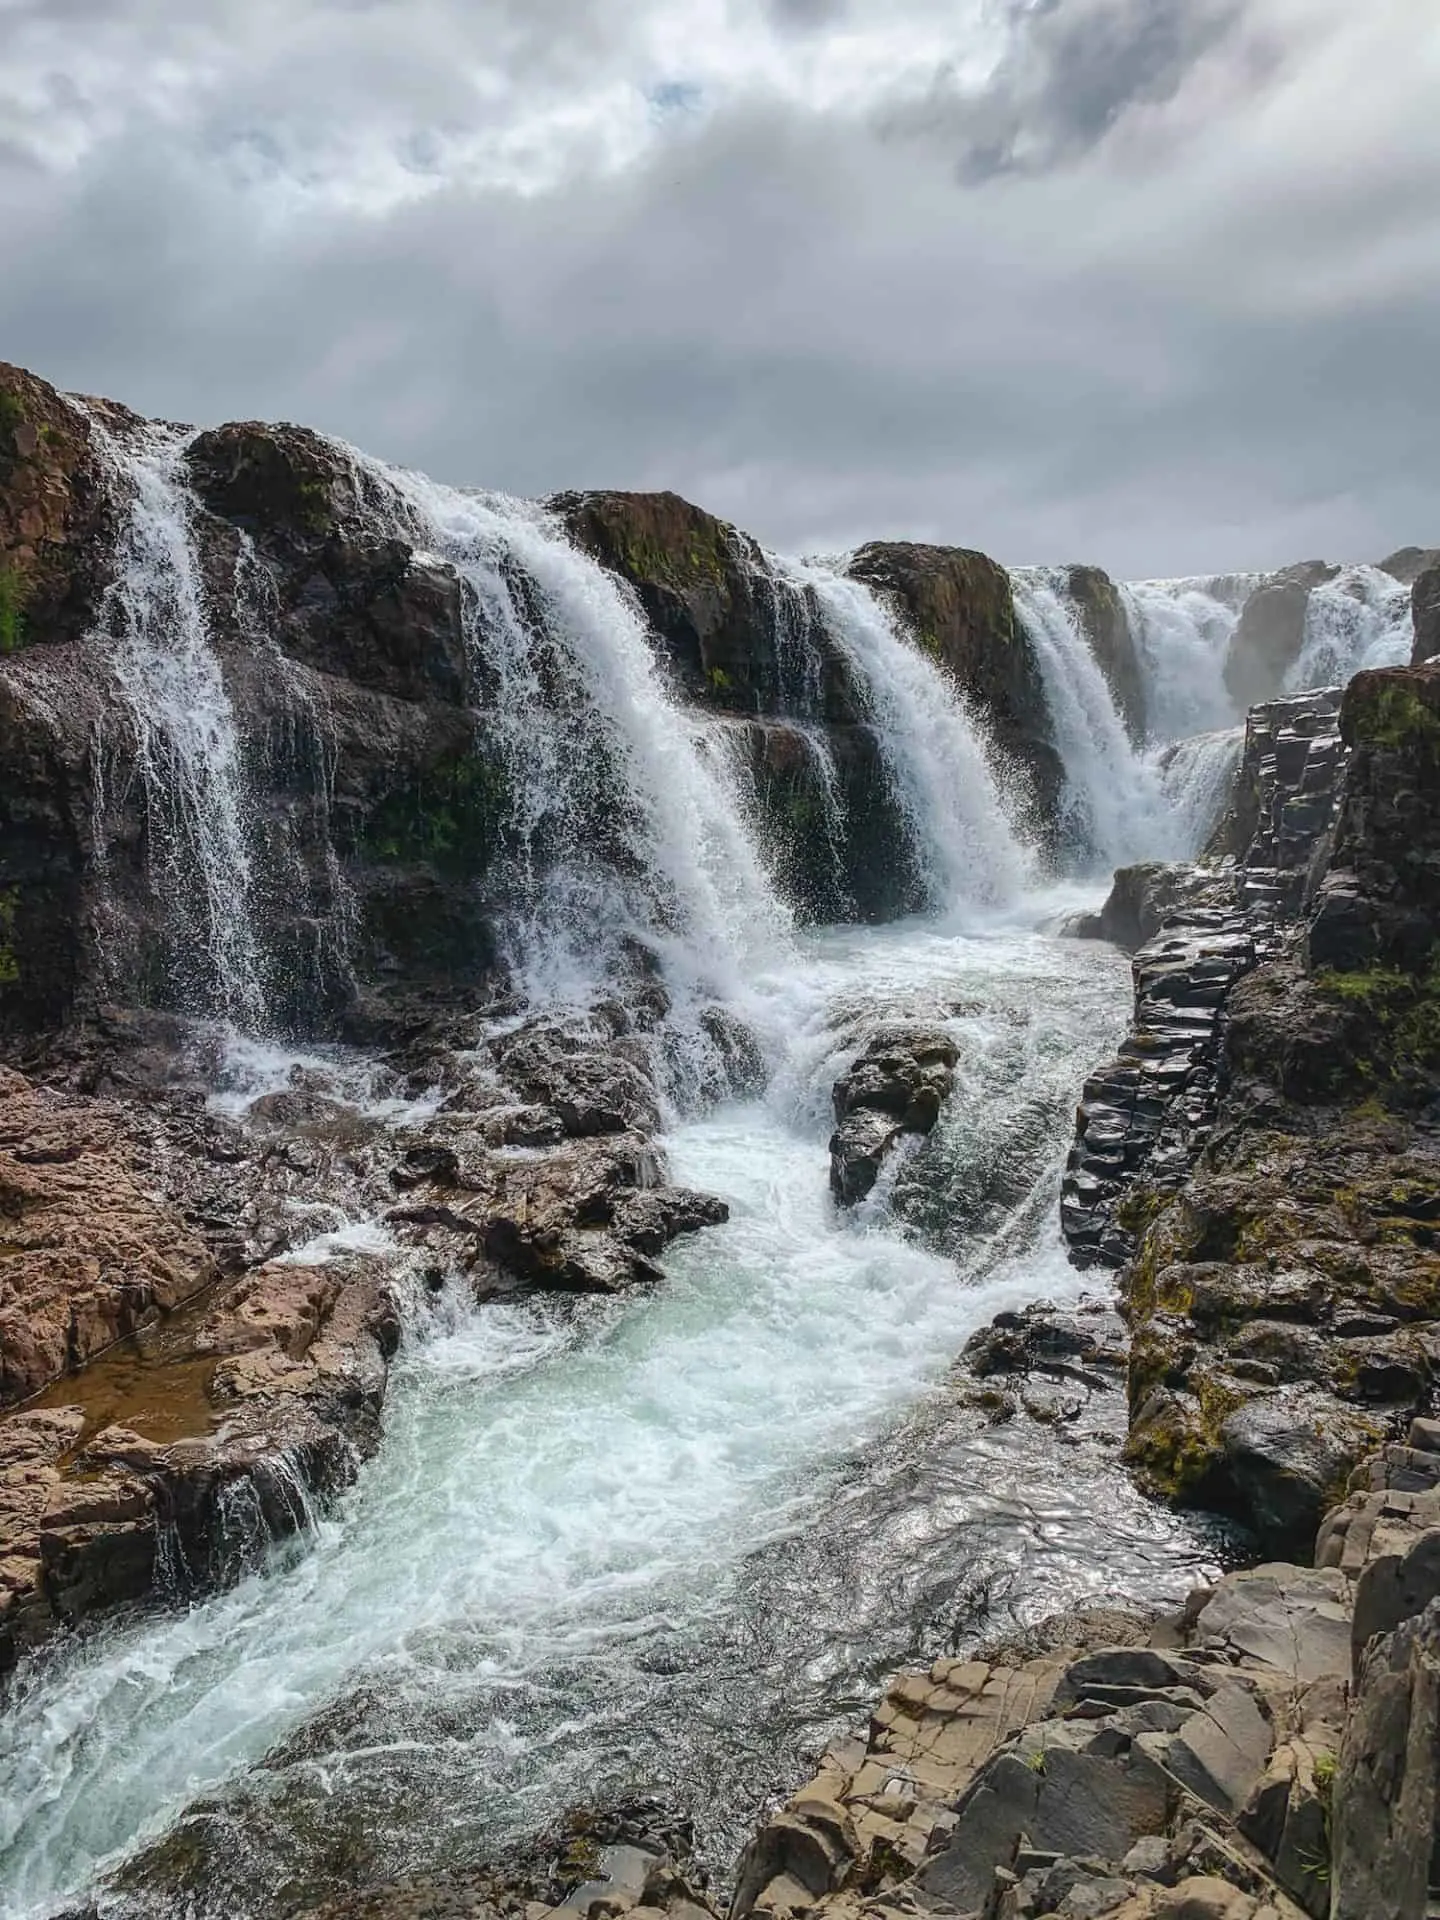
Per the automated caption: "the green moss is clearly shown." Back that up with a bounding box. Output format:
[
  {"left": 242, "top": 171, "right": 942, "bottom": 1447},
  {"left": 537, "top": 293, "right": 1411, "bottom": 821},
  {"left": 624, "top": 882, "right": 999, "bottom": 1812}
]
[
  {"left": 0, "top": 889, "right": 20, "bottom": 987},
  {"left": 706, "top": 665, "right": 733, "bottom": 692},
  {"left": 0, "top": 389, "right": 25, "bottom": 443},
  {"left": 1314, "top": 961, "right": 1440, "bottom": 1092},
  {"left": 358, "top": 749, "right": 509, "bottom": 874},
  {"left": 1345, "top": 678, "right": 1440, "bottom": 756},
  {"left": 0, "top": 566, "right": 27, "bottom": 653},
  {"left": 294, "top": 475, "right": 333, "bottom": 535}
]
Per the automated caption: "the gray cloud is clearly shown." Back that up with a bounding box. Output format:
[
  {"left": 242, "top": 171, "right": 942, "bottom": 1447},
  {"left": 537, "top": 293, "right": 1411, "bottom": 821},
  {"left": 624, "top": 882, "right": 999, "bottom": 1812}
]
[
  {"left": 0, "top": 0, "right": 1436, "bottom": 576},
  {"left": 877, "top": 0, "right": 1258, "bottom": 180}
]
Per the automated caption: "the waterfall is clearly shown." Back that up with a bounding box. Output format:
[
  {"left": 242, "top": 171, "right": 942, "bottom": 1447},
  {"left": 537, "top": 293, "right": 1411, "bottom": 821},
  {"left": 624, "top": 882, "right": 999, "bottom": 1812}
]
[
  {"left": 1011, "top": 568, "right": 1174, "bottom": 871},
  {"left": 340, "top": 452, "right": 794, "bottom": 1091},
  {"left": 782, "top": 558, "right": 1032, "bottom": 914},
  {"left": 1155, "top": 726, "right": 1245, "bottom": 852},
  {"left": 1286, "top": 564, "right": 1413, "bottom": 690},
  {"left": 87, "top": 417, "right": 268, "bottom": 1027},
  {"left": 1119, "top": 576, "right": 1257, "bottom": 740}
]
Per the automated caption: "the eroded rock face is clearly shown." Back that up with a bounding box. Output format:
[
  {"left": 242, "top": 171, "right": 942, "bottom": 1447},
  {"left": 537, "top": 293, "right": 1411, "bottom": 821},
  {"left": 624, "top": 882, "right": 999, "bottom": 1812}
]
[
  {"left": 1413, "top": 564, "right": 1440, "bottom": 665},
  {"left": 0, "top": 362, "right": 119, "bottom": 657},
  {"left": 1072, "top": 666, "right": 1440, "bottom": 1551},
  {"left": 1067, "top": 563, "right": 1147, "bottom": 742}
]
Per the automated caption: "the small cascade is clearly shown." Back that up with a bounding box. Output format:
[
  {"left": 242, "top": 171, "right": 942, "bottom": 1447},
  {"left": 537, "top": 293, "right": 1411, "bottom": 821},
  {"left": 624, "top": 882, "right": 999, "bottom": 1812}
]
[
  {"left": 86, "top": 417, "right": 268, "bottom": 1026},
  {"left": 341, "top": 452, "right": 794, "bottom": 1097},
  {"left": 1011, "top": 568, "right": 1171, "bottom": 871},
  {"left": 784, "top": 558, "right": 1032, "bottom": 914},
  {"left": 1119, "top": 576, "right": 1258, "bottom": 741},
  {"left": 1155, "top": 725, "right": 1245, "bottom": 853},
  {"left": 1286, "top": 564, "right": 1413, "bottom": 690}
]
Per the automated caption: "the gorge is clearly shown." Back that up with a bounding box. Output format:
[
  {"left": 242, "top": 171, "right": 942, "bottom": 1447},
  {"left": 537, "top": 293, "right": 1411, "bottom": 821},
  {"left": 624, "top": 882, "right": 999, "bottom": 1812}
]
[{"left": 0, "top": 360, "right": 1436, "bottom": 1920}]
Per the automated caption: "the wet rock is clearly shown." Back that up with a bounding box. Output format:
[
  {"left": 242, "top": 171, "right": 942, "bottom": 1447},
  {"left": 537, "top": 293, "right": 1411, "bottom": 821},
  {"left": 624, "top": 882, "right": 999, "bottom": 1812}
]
[
  {"left": 1067, "top": 563, "right": 1148, "bottom": 742},
  {"left": 1412, "top": 562, "right": 1440, "bottom": 665},
  {"left": 847, "top": 540, "right": 1065, "bottom": 830},
  {"left": 829, "top": 1027, "right": 958, "bottom": 1205}
]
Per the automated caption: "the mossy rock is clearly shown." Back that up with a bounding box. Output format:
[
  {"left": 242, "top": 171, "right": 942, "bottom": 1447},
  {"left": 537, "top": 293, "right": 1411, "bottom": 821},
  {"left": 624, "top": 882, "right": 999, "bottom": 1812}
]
[{"left": 0, "top": 360, "right": 117, "bottom": 649}]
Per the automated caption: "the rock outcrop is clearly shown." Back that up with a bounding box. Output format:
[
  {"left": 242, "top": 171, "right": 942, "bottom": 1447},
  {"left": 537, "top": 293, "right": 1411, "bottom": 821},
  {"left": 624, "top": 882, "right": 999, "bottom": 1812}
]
[
  {"left": 829, "top": 1028, "right": 959, "bottom": 1206},
  {"left": 1224, "top": 564, "right": 1339, "bottom": 713},
  {"left": 1413, "top": 564, "right": 1440, "bottom": 665},
  {"left": 847, "top": 542, "right": 1063, "bottom": 828},
  {"left": 0, "top": 1065, "right": 216, "bottom": 1405},
  {"left": 1066, "top": 563, "right": 1148, "bottom": 741}
]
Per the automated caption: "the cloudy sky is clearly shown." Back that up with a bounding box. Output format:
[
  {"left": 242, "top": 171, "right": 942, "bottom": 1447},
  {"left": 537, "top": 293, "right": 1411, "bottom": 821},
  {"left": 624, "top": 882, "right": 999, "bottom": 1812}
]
[{"left": 1, "top": 0, "right": 1436, "bottom": 574}]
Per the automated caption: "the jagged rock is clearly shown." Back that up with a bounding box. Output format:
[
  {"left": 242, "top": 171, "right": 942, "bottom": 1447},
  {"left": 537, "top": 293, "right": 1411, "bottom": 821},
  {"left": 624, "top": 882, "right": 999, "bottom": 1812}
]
[
  {"left": 1223, "top": 564, "right": 1339, "bottom": 713},
  {"left": 1075, "top": 865, "right": 1231, "bottom": 956},
  {"left": 1328, "top": 1598, "right": 1440, "bottom": 1920},
  {"left": 829, "top": 1027, "right": 958, "bottom": 1205}
]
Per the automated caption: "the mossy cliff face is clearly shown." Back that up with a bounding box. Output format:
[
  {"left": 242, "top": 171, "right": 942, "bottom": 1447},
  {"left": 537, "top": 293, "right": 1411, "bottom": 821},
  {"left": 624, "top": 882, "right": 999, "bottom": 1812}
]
[
  {"left": 1118, "top": 662, "right": 1440, "bottom": 1554},
  {"left": 556, "top": 489, "right": 864, "bottom": 721},
  {"left": 0, "top": 362, "right": 119, "bottom": 656},
  {"left": 847, "top": 541, "right": 1064, "bottom": 828}
]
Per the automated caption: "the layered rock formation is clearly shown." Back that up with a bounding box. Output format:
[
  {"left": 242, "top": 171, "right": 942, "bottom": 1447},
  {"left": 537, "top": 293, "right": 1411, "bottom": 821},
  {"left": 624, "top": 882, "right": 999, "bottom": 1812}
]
[{"left": 1063, "top": 666, "right": 1440, "bottom": 1564}]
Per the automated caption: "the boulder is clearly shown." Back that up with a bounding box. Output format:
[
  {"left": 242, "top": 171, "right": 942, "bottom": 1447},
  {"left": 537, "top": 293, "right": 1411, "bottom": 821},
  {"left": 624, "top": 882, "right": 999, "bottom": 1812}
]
[
  {"left": 828, "top": 1028, "right": 958, "bottom": 1205},
  {"left": 1067, "top": 563, "right": 1147, "bottom": 741}
]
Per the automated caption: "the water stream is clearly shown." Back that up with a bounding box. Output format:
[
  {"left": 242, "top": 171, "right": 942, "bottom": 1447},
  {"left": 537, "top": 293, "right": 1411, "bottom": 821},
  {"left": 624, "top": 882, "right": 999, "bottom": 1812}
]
[{"left": 1, "top": 461, "right": 1250, "bottom": 1919}]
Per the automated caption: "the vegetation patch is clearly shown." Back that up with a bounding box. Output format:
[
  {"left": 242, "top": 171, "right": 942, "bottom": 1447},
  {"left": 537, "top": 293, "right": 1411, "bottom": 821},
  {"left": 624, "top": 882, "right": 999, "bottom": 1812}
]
[
  {"left": 0, "top": 565, "right": 27, "bottom": 653},
  {"left": 0, "top": 889, "right": 20, "bottom": 987}
]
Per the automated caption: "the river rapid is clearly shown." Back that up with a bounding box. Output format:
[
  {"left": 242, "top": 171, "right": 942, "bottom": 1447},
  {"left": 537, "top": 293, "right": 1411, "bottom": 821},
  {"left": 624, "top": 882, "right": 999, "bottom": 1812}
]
[{"left": 0, "top": 903, "right": 1233, "bottom": 1920}]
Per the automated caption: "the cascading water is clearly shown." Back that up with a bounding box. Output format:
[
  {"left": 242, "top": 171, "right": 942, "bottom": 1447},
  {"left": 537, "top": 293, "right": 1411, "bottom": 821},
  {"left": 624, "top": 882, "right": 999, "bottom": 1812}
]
[
  {"left": 782, "top": 557, "right": 1032, "bottom": 911},
  {"left": 1286, "top": 564, "right": 1414, "bottom": 689},
  {"left": 1119, "top": 575, "right": 1257, "bottom": 740},
  {"left": 0, "top": 924, "right": 1229, "bottom": 1920},
  {"left": 339, "top": 451, "right": 796, "bottom": 1096},
  {"left": 1155, "top": 726, "right": 1246, "bottom": 852},
  {"left": 87, "top": 417, "right": 268, "bottom": 1026},
  {"left": 1010, "top": 568, "right": 1175, "bottom": 870},
  {"left": 0, "top": 442, "right": 1241, "bottom": 1920}
]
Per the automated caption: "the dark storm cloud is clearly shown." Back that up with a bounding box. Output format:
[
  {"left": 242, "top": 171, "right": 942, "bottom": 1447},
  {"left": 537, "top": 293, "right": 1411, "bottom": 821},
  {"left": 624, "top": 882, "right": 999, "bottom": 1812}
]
[
  {"left": 0, "top": 0, "right": 1436, "bottom": 575},
  {"left": 877, "top": 0, "right": 1256, "bottom": 180}
]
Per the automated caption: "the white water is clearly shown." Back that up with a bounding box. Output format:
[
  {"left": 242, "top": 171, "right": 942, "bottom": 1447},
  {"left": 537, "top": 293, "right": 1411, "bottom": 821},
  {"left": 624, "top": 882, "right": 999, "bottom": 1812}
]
[
  {"left": 0, "top": 914, "right": 1227, "bottom": 1919},
  {"left": 88, "top": 419, "right": 267, "bottom": 1025},
  {"left": 1155, "top": 727, "right": 1246, "bottom": 854},
  {"left": 1287, "top": 564, "right": 1413, "bottom": 690},
  {"left": 1120, "top": 576, "right": 1257, "bottom": 741},
  {"left": 1010, "top": 569, "right": 1181, "bottom": 871},
  {"left": 340, "top": 453, "right": 807, "bottom": 1099},
  {"left": 787, "top": 558, "right": 1032, "bottom": 909}
]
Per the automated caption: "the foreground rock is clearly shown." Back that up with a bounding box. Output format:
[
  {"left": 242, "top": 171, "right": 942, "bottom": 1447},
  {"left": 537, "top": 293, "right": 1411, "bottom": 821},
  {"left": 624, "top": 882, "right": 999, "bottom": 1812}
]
[{"left": 732, "top": 1416, "right": 1440, "bottom": 1920}]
